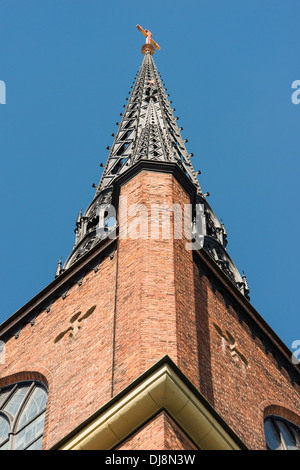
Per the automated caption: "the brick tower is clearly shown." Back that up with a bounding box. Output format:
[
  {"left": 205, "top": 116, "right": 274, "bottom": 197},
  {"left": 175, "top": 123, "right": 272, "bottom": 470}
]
[{"left": 0, "top": 28, "right": 299, "bottom": 451}]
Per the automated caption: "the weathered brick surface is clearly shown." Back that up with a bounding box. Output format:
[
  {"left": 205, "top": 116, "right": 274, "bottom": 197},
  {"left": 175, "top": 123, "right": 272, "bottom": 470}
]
[
  {"left": 193, "top": 257, "right": 300, "bottom": 450},
  {"left": 113, "top": 171, "right": 199, "bottom": 394},
  {"left": 164, "top": 413, "right": 198, "bottom": 450},
  {"left": 116, "top": 412, "right": 197, "bottom": 450},
  {"left": 0, "top": 168, "right": 299, "bottom": 451}
]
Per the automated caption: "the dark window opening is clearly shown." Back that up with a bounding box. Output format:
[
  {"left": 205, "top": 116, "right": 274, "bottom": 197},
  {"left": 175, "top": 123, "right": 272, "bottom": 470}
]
[
  {"left": 117, "top": 143, "right": 129, "bottom": 156},
  {"left": 264, "top": 416, "right": 300, "bottom": 450},
  {"left": 124, "top": 120, "right": 134, "bottom": 129},
  {"left": 87, "top": 215, "right": 99, "bottom": 232},
  {"left": 127, "top": 111, "right": 136, "bottom": 119},
  {"left": 111, "top": 159, "right": 124, "bottom": 174},
  {"left": 121, "top": 130, "right": 132, "bottom": 141}
]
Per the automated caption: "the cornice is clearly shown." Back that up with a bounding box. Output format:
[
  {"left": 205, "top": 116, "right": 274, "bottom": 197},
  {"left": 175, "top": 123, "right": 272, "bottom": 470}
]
[{"left": 111, "top": 159, "right": 198, "bottom": 209}]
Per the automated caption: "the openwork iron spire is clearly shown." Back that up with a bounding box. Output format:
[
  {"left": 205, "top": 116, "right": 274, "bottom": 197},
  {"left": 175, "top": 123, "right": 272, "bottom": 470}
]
[
  {"left": 60, "top": 27, "right": 250, "bottom": 300},
  {"left": 96, "top": 45, "right": 201, "bottom": 194}
]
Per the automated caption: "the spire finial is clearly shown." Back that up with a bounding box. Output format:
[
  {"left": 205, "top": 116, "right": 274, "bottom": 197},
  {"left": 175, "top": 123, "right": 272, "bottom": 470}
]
[{"left": 136, "top": 24, "right": 160, "bottom": 55}]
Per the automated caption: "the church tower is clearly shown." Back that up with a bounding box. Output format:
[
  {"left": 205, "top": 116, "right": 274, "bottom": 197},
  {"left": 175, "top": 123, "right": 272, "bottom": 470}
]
[{"left": 0, "top": 27, "right": 299, "bottom": 451}]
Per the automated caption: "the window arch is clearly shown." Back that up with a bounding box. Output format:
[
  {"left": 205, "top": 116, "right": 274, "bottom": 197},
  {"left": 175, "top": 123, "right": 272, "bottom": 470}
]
[
  {"left": 264, "top": 415, "right": 300, "bottom": 450},
  {"left": 0, "top": 381, "right": 48, "bottom": 450}
]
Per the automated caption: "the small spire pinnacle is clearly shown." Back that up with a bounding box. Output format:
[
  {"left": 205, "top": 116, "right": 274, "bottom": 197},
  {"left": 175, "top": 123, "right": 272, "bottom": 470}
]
[
  {"left": 76, "top": 209, "right": 82, "bottom": 226},
  {"left": 242, "top": 271, "right": 249, "bottom": 288},
  {"left": 55, "top": 257, "right": 62, "bottom": 279},
  {"left": 220, "top": 218, "right": 227, "bottom": 237},
  {"left": 136, "top": 24, "right": 160, "bottom": 55},
  {"left": 242, "top": 270, "right": 250, "bottom": 298}
]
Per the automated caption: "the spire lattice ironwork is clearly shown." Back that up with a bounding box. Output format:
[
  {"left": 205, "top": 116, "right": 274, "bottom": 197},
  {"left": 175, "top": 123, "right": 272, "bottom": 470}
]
[{"left": 96, "top": 50, "right": 201, "bottom": 194}]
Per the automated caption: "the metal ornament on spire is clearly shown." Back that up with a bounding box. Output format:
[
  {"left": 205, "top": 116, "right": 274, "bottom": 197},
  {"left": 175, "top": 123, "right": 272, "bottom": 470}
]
[{"left": 136, "top": 24, "right": 160, "bottom": 55}]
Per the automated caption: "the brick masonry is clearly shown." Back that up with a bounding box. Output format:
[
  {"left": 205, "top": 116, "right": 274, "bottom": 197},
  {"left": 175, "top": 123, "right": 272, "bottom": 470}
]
[
  {"left": 0, "top": 254, "right": 118, "bottom": 449},
  {"left": 193, "top": 255, "right": 300, "bottom": 449},
  {"left": 0, "top": 169, "right": 299, "bottom": 450},
  {"left": 113, "top": 170, "right": 199, "bottom": 394},
  {"left": 116, "top": 411, "right": 197, "bottom": 450}
]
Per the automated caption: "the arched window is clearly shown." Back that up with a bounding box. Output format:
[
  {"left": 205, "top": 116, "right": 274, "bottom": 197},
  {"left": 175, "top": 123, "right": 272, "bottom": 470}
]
[
  {"left": 264, "top": 415, "right": 300, "bottom": 450},
  {"left": 0, "top": 381, "right": 48, "bottom": 450}
]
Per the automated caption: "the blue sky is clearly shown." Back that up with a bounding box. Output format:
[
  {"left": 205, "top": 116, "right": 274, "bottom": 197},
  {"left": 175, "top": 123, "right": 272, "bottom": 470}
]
[{"left": 0, "top": 0, "right": 299, "bottom": 352}]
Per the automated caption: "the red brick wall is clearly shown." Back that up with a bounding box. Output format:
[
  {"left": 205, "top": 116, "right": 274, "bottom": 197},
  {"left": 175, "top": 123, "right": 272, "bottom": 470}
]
[
  {"left": 113, "top": 171, "right": 199, "bottom": 394},
  {"left": 164, "top": 413, "right": 198, "bottom": 450},
  {"left": 0, "top": 254, "right": 117, "bottom": 449},
  {"left": 0, "top": 169, "right": 202, "bottom": 451},
  {"left": 194, "top": 257, "right": 300, "bottom": 450},
  {"left": 116, "top": 412, "right": 197, "bottom": 450},
  {"left": 1, "top": 168, "right": 299, "bottom": 451}
]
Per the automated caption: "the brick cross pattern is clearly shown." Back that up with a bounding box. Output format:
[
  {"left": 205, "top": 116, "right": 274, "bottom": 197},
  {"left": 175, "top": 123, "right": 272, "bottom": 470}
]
[
  {"left": 213, "top": 323, "right": 249, "bottom": 368},
  {"left": 54, "top": 305, "right": 96, "bottom": 343}
]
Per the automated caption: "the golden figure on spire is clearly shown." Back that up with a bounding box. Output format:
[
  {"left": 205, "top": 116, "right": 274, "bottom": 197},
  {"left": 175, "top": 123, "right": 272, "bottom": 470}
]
[{"left": 136, "top": 24, "right": 160, "bottom": 55}]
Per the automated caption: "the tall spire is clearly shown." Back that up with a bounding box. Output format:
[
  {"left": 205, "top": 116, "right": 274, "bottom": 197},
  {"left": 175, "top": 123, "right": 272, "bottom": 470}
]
[
  {"left": 96, "top": 33, "right": 201, "bottom": 195},
  {"left": 60, "top": 27, "right": 250, "bottom": 300}
]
